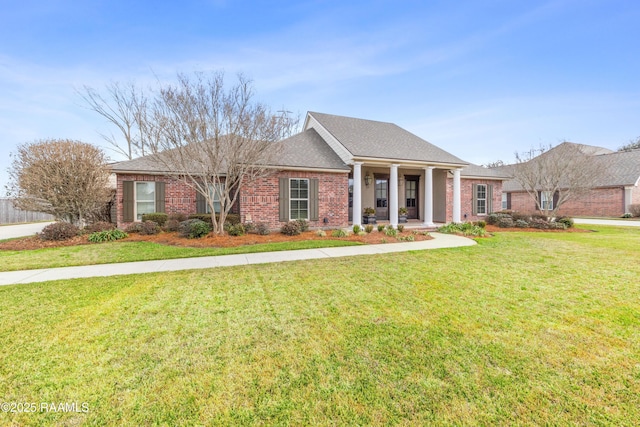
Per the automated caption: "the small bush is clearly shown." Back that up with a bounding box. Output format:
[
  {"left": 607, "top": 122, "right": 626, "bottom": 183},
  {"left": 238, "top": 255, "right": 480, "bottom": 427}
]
[
  {"left": 629, "top": 204, "right": 640, "bottom": 217},
  {"left": 243, "top": 222, "right": 256, "bottom": 234},
  {"left": 295, "top": 219, "right": 310, "bottom": 232},
  {"left": 377, "top": 224, "right": 385, "bottom": 232},
  {"left": 141, "top": 213, "right": 168, "bottom": 227},
  {"left": 622, "top": 213, "right": 633, "bottom": 218},
  {"left": 486, "top": 213, "right": 501, "bottom": 225},
  {"left": 124, "top": 223, "right": 143, "bottom": 233},
  {"left": 179, "top": 219, "right": 211, "bottom": 239},
  {"left": 139, "top": 221, "right": 161, "bottom": 235},
  {"left": 226, "top": 223, "right": 245, "bottom": 236},
  {"left": 168, "top": 213, "right": 188, "bottom": 222},
  {"left": 40, "top": 222, "right": 80, "bottom": 241},
  {"left": 437, "top": 222, "right": 486, "bottom": 237},
  {"left": 384, "top": 227, "right": 398, "bottom": 237},
  {"left": 397, "top": 224, "right": 405, "bottom": 232},
  {"left": 84, "top": 221, "right": 115, "bottom": 233},
  {"left": 497, "top": 217, "right": 515, "bottom": 228},
  {"left": 281, "top": 221, "right": 301, "bottom": 236},
  {"left": 398, "top": 235, "right": 415, "bottom": 242},
  {"left": 331, "top": 229, "right": 348, "bottom": 237},
  {"left": 555, "top": 217, "right": 574, "bottom": 228},
  {"left": 164, "top": 219, "right": 180, "bottom": 232},
  {"left": 475, "top": 220, "right": 486, "bottom": 229},
  {"left": 88, "top": 229, "right": 128, "bottom": 243},
  {"left": 515, "top": 219, "right": 529, "bottom": 228},
  {"left": 316, "top": 230, "right": 326, "bottom": 237},
  {"left": 352, "top": 224, "right": 361, "bottom": 234},
  {"left": 528, "top": 218, "right": 550, "bottom": 229},
  {"left": 364, "top": 224, "right": 374, "bottom": 233},
  {"left": 255, "top": 222, "right": 270, "bottom": 235}
]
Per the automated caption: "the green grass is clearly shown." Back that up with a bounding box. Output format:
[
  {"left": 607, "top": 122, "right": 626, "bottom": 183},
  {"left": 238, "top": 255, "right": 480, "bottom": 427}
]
[
  {"left": 0, "top": 226, "right": 639, "bottom": 425},
  {"left": 0, "top": 239, "right": 362, "bottom": 272}
]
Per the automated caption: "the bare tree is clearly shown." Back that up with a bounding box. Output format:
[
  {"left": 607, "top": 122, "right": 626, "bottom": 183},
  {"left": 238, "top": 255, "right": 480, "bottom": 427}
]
[
  {"left": 618, "top": 136, "right": 640, "bottom": 152},
  {"left": 144, "top": 72, "right": 298, "bottom": 234},
  {"left": 483, "top": 159, "right": 505, "bottom": 168},
  {"left": 6, "top": 139, "right": 112, "bottom": 226},
  {"left": 511, "top": 142, "right": 609, "bottom": 218},
  {"left": 77, "top": 81, "right": 147, "bottom": 160}
]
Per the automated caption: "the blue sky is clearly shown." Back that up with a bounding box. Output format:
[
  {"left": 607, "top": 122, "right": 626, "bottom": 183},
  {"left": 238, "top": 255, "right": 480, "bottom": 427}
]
[{"left": 1, "top": 0, "right": 639, "bottom": 188}]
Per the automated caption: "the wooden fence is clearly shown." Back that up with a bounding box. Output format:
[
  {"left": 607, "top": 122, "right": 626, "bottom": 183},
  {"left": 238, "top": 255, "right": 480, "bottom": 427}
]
[{"left": 0, "top": 198, "right": 55, "bottom": 224}]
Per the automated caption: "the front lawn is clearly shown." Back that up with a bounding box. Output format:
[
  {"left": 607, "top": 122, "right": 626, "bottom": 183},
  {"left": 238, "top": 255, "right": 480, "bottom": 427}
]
[{"left": 0, "top": 225, "right": 638, "bottom": 425}]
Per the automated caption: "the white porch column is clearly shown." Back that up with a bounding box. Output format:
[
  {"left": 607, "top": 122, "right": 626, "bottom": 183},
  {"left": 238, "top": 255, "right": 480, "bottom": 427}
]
[
  {"left": 424, "top": 166, "right": 434, "bottom": 226},
  {"left": 624, "top": 186, "right": 633, "bottom": 214},
  {"left": 452, "top": 168, "right": 461, "bottom": 223},
  {"left": 390, "top": 164, "right": 399, "bottom": 227},
  {"left": 352, "top": 162, "right": 363, "bottom": 227}
]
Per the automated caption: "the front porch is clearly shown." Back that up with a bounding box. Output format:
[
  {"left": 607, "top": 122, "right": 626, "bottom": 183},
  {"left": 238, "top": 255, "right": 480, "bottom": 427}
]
[
  {"left": 350, "top": 218, "right": 444, "bottom": 231},
  {"left": 349, "top": 161, "right": 463, "bottom": 228}
]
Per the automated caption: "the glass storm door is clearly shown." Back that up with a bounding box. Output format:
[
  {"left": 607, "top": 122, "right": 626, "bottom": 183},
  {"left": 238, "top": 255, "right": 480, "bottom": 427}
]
[
  {"left": 375, "top": 177, "right": 389, "bottom": 220},
  {"left": 405, "top": 178, "right": 418, "bottom": 219}
]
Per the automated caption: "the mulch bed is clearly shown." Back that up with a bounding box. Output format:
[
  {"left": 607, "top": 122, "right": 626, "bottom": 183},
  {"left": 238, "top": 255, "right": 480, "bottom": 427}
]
[{"left": 0, "top": 229, "right": 434, "bottom": 251}]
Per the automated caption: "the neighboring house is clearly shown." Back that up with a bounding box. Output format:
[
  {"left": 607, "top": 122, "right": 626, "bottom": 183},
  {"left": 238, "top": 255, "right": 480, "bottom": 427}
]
[
  {"left": 111, "top": 112, "right": 508, "bottom": 229},
  {"left": 500, "top": 143, "right": 640, "bottom": 217}
]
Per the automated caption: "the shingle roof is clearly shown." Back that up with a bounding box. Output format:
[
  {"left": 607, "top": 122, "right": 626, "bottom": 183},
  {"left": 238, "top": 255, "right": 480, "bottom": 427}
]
[
  {"left": 265, "top": 128, "right": 350, "bottom": 171},
  {"left": 461, "top": 164, "right": 511, "bottom": 179},
  {"left": 308, "top": 112, "right": 468, "bottom": 166}
]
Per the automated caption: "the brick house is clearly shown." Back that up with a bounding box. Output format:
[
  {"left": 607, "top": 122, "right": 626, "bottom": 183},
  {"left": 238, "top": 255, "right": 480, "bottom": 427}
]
[
  {"left": 500, "top": 143, "right": 640, "bottom": 217},
  {"left": 111, "top": 112, "right": 508, "bottom": 229}
]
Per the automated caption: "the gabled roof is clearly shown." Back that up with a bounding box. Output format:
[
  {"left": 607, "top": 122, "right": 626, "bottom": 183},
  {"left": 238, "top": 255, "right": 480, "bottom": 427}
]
[
  {"left": 265, "top": 128, "right": 350, "bottom": 171},
  {"left": 307, "top": 112, "right": 468, "bottom": 166},
  {"left": 461, "top": 164, "right": 511, "bottom": 180}
]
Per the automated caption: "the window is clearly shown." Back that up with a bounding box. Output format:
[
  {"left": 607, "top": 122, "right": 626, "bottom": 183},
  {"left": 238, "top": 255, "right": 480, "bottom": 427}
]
[
  {"left": 541, "top": 191, "right": 553, "bottom": 210},
  {"left": 502, "top": 193, "right": 508, "bottom": 210},
  {"left": 290, "top": 178, "right": 309, "bottom": 220},
  {"left": 206, "top": 183, "right": 225, "bottom": 214},
  {"left": 476, "top": 184, "right": 487, "bottom": 215},
  {"left": 135, "top": 182, "right": 156, "bottom": 220}
]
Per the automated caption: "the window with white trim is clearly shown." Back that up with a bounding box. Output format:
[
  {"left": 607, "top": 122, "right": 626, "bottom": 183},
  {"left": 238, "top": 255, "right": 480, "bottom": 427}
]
[
  {"left": 502, "top": 193, "right": 508, "bottom": 210},
  {"left": 206, "top": 183, "right": 225, "bottom": 214},
  {"left": 476, "top": 184, "right": 487, "bottom": 215},
  {"left": 541, "top": 191, "right": 553, "bottom": 210},
  {"left": 290, "top": 178, "right": 309, "bottom": 220},
  {"left": 135, "top": 182, "right": 155, "bottom": 220}
]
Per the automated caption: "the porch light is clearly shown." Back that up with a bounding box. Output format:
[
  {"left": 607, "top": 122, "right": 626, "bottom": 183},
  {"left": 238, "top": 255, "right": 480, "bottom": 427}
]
[{"left": 364, "top": 171, "right": 372, "bottom": 187}]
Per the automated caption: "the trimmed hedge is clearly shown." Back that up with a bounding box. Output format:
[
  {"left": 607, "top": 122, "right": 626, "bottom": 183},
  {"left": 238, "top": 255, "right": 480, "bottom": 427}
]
[
  {"left": 179, "top": 219, "right": 211, "bottom": 239},
  {"left": 188, "top": 213, "right": 241, "bottom": 226},
  {"left": 141, "top": 213, "right": 168, "bottom": 227}
]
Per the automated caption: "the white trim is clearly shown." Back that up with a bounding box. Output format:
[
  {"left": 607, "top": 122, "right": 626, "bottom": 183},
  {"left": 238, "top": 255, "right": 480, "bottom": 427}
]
[
  {"left": 134, "top": 181, "right": 156, "bottom": 221},
  {"left": 352, "top": 162, "right": 363, "bottom": 227},
  {"left": 423, "top": 166, "right": 434, "bottom": 226},
  {"left": 389, "top": 164, "right": 399, "bottom": 227},
  {"left": 305, "top": 113, "right": 353, "bottom": 164},
  {"left": 476, "top": 183, "right": 488, "bottom": 215},
  {"left": 289, "top": 178, "right": 310, "bottom": 221},
  {"left": 452, "top": 169, "right": 461, "bottom": 223}
]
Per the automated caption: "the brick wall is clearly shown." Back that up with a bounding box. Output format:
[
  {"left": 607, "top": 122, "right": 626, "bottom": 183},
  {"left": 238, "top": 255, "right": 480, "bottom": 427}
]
[
  {"left": 444, "top": 177, "right": 503, "bottom": 223},
  {"left": 241, "top": 171, "right": 349, "bottom": 229},
  {"left": 116, "top": 174, "right": 197, "bottom": 228},
  {"left": 508, "top": 187, "right": 626, "bottom": 217}
]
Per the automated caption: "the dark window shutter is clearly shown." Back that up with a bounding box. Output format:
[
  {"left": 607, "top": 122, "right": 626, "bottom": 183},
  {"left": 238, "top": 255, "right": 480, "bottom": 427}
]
[
  {"left": 553, "top": 191, "right": 559, "bottom": 210},
  {"left": 309, "top": 178, "right": 319, "bottom": 221},
  {"left": 506, "top": 193, "right": 512, "bottom": 210},
  {"left": 487, "top": 185, "right": 493, "bottom": 213},
  {"left": 537, "top": 191, "right": 541, "bottom": 211},
  {"left": 155, "top": 182, "right": 165, "bottom": 213},
  {"left": 123, "top": 181, "right": 134, "bottom": 222},
  {"left": 279, "top": 177, "right": 289, "bottom": 222},
  {"left": 196, "top": 189, "right": 207, "bottom": 214},
  {"left": 472, "top": 184, "right": 478, "bottom": 215}
]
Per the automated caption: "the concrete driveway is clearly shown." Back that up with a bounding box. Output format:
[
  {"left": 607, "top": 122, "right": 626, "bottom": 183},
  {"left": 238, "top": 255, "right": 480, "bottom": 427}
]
[
  {"left": 0, "top": 221, "right": 55, "bottom": 240},
  {"left": 573, "top": 218, "right": 640, "bottom": 227}
]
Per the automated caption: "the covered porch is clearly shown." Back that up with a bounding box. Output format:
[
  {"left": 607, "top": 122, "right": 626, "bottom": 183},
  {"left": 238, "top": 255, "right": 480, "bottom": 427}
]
[{"left": 349, "top": 161, "right": 462, "bottom": 228}]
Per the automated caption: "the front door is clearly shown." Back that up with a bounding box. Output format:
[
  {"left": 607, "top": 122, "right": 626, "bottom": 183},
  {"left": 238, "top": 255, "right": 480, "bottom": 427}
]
[
  {"left": 375, "top": 176, "right": 389, "bottom": 220},
  {"left": 405, "top": 177, "right": 419, "bottom": 219}
]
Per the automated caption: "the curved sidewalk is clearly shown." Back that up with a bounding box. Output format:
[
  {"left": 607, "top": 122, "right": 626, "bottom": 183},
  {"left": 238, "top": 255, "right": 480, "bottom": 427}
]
[{"left": 0, "top": 233, "right": 475, "bottom": 286}]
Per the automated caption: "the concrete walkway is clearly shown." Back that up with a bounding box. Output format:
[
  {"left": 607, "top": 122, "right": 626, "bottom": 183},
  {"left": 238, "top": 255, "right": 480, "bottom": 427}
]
[
  {"left": 0, "top": 221, "right": 55, "bottom": 239},
  {"left": 573, "top": 218, "right": 640, "bottom": 227},
  {"left": 0, "top": 233, "right": 475, "bottom": 286}
]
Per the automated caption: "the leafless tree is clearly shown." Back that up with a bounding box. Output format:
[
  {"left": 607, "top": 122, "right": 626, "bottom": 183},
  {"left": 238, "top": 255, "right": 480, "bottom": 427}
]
[
  {"left": 6, "top": 139, "right": 112, "bottom": 226},
  {"left": 618, "top": 136, "right": 640, "bottom": 152},
  {"left": 144, "top": 72, "right": 297, "bottom": 234},
  {"left": 483, "top": 159, "right": 505, "bottom": 168},
  {"left": 77, "top": 81, "right": 148, "bottom": 160},
  {"left": 511, "top": 142, "right": 609, "bottom": 218}
]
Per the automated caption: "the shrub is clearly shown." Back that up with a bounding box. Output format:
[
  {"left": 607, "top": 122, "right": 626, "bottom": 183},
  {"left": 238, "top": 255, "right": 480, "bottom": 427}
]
[
  {"left": 437, "top": 222, "right": 486, "bottom": 237},
  {"left": 331, "top": 229, "right": 348, "bottom": 237},
  {"left": 555, "top": 217, "right": 574, "bottom": 228},
  {"left": 40, "top": 222, "right": 79, "bottom": 241},
  {"left": 168, "top": 213, "right": 188, "bottom": 222},
  {"left": 316, "top": 230, "right": 326, "bottom": 237},
  {"left": 364, "top": 224, "right": 374, "bottom": 233},
  {"left": 528, "top": 218, "right": 550, "bottom": 229},
  {"left": 486, "top": 213, "right": 501, "bottom": 225},
  {"left": 179, "top": 219, "right": 211, "bottom": 239},
  {"left": 88, "top": 229, "right": 128, "bottom": 243},
  {"left": 629, "top": 204, "right": 640, "bottom": 217},
  {"left": 377, "top": 224, "right": 385, "bottom": 232},
  {"left": 352, "top": 224, "right": 361, "bottom": 234},
  {"left": 622, "top": 213, "right": 633, "bottom": 219},
  {"left": 226, "top": 223, "right": 245, "bottom": 236},
  {"left": 397, "top": 224, "right": 405, "bottom": 232},
  {"left": 139, "top": 221, "right": 161, "bottom": 235},
  {"left": 281, "top": 221, "right": 301, "bottom": 236},
  {"left": 141, "top": 213, "right": 168, "bottom": 227},
  {"left": 188, "top": 213, "right": 241, "bottom": 226},
  {"left": 124, "top": 222, "right": 143, "bottom": 233},
  {"left": 497, "top": 217, "right": 515, "bottom": 228},
  {"left": 398, "top": 235, "right": 415, "bottom": 242},
  {"left": 384, "top": 227, "right": 398, "bottom": 237},
  {"left": 475, "top": 220, "right": 486, "bottom": 229},
  {"left": 84, "top": 221, "right": 115, "bottom": 233},
  {"left": 243, "top": 222, "right": 256, "bottom": 234},
  {"left": 295, "top": 219, "right": 309, "bottom": 232},
  {"left": 515, "top": 219, "right": 529, "bottom": 228},
  {"left": 255, "top": 222, "right": 270, "bottom": 236},
  {"left": 164, "top": 219, "right": 180, "bottom": 232}
]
